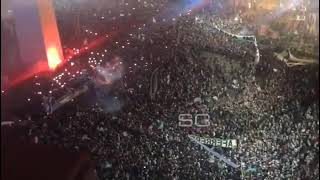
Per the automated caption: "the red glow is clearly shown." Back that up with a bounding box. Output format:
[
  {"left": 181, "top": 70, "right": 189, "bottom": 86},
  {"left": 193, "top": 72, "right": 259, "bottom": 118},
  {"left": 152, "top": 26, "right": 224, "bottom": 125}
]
[
  {"left": 65, "top": 31, "right": 118, "bottom": 61},
  {"left": 5, "top": 20, "right": 138, "bottom": 91},
  {"left": 5, "top": 60, "right": 50, "bottom": 90},
  {"left": 47, "top": 47, "right": 62, "bottom": 70}
]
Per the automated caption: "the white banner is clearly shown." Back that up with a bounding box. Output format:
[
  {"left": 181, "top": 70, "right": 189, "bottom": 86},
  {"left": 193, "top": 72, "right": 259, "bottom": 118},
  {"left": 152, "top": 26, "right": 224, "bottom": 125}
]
[
  {"left": 188, "top": 135, "right": 240, "bottom": 168},
  {"left": 189, "top": 135, "right": 237, "bottom": 148}
]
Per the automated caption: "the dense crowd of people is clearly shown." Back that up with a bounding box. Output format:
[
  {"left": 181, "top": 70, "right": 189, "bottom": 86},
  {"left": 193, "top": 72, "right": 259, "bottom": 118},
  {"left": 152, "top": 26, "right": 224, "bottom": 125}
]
[{"left": 2, "top": 0, "right": 319, "bottom": 179}]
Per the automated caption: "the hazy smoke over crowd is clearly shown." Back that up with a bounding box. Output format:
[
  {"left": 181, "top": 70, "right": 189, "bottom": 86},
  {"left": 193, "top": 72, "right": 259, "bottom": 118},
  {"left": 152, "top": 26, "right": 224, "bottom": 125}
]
[
  {"left": 95, "top": 56, "right": 123, "bottom": 86},
  {"left": 94, "top": 56, "right": 124, "bottom": 113}
]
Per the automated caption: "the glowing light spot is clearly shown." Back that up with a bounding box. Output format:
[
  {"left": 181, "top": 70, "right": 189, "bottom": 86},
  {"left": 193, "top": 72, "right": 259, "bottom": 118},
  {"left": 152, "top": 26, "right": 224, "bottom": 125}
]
[{"left": 47, "top": 47, "right": 61, "bottom": 70}]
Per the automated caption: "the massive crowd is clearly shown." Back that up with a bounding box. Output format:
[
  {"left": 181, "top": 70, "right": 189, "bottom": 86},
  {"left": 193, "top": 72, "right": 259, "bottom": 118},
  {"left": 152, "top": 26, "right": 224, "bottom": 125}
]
[{"left": 2, "top": 0, "right": 319, "bottom": 179}]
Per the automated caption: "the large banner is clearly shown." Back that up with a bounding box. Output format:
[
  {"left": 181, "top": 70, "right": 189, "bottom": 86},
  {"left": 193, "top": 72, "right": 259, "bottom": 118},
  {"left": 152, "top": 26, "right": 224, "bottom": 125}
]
[{"left": 189, "top": 135, "right": 237, "bottom": 148}]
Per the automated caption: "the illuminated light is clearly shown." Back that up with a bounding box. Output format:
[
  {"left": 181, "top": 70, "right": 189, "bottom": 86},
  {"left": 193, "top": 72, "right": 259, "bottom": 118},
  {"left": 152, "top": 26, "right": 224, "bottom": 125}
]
[
  {"left": 47, "top": 47, "right": 62, "bottom": 70},
  {"left": 71, "top": 62, "right": 74, "bottom": 66},
  {"left": 27, "top": 98, "right": 31, "bottom": 101},
  {"left": 49, "top": 91, "right": 52, "bottom": 93}
]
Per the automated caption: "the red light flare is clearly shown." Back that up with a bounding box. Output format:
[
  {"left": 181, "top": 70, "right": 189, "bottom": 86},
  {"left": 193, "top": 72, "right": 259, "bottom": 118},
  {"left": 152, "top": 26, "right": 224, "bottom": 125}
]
[
  {"left": 4, "top": 35, "right": 112, "bottom": 91},
  {"left": 47, "top": 47, "right": 62, "bottom": 70},
  {"left": 64, "top": 30, "right": 121, "bottom": 61},
  {"left": 5, "top": 19, "right": 141, "bottom": 91},
  {"left": 4, "top": 60, "right": 51, "bottom": 91},
  {"left": 64, "top": 17, "right": 142, "bottom": 61}
]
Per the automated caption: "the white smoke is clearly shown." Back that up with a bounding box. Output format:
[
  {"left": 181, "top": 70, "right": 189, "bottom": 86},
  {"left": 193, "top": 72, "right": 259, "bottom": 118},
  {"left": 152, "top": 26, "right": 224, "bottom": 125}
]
[
  {"left": 93, "top": 56, "right": 124, "bottom": 113},
  {"left": 95, "top": 56, "right": 123, "bottom": 86}
]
